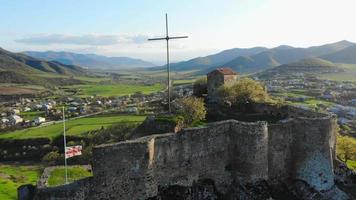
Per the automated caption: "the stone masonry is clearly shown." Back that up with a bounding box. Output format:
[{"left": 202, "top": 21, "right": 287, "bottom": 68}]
[{"left": 33, "top": 105, "right": 350, "bottom": 199}]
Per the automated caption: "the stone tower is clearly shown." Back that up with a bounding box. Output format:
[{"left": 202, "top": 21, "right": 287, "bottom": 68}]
[{"left": 207, "top": 67, "right": 238, "bottom": 101}]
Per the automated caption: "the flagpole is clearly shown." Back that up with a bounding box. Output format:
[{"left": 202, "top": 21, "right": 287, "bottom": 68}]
[{"left": 63, "top": 106, "right": 68, "bottom": 184}]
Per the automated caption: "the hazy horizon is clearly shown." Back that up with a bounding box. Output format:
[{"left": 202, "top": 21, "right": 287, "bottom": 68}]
[{"left": 1, "top": 0, "right": 356, "bottom": 63}]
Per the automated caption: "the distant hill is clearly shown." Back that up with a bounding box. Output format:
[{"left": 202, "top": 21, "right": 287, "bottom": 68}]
[
  {"left": 0, "top": 48, "right": 85, "bottom": 75},
  {"left": 219, "top": 41, "right": 355, "bottom": 74},
  {"left": 0, "top": 47, "right": 88, "bottom": 85},
  {"left": 256, "top": 58, "right": 342, "bottom": 79},
  {"left": 24, "top": 51, "right": 155, "bottom": 69},
  {"left": 148, "top": 40, "right": 355, "bottom": 75},
  {"left": 321, "top": 44, "right": 356, "bottom": 64},
  {"left": 148, "top": 47, "right": 268, "bottom": 71}
]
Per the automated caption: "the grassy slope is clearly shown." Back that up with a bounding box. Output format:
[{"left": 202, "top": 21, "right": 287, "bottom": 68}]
[
  {"left": 0, "top": 114, "right": 146, "bottom": 139},
  {"left": 20, "top": 111, "right": 45, "bottom": 121},
  {"left": 47, "top": 166, "right": 92, "bottom": 187},
  {"left": 71, "top": 83, "right": 163, "bottom": 97},
  {"left": 0, "top": 164, "right": 41, "bottom": 200},
  {"left": 318, "top": 63, "right": 356, "bottom": 82}
]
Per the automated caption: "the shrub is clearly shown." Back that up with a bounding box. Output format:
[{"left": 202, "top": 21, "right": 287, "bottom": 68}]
[
  {"left": 193, "top": 77, "right": 207, "bottom": 97},
  {"left": 42, "top": 151, "right": 63, "bottom": 166},
  {"left": 337, "top": 135, "right": 356, "bottom": 163},
  {"left": 175, "top": 97, "right": 206, "bottom": 125},
  {"left": 218, "top": 78, "right": 273, "bottom": 107}
]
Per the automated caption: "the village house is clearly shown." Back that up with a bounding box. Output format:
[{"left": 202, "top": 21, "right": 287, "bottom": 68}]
[
  {"left": 33, "top": 117, "right": 46, "bottom": 125},
  {"left": 352, "top": 99, "right": 356, "bottom": 106},
  {"left": 207, "top": 67, "right": 238, "bottom": 102},
  {"left": 11, "top": 109, "right": 20, "bottom": 115},
  {"left": 8, "top": 115, "right": 23, "bottom": 125},
  {"left": 0, "top": 118, "right": 9, "bottom": 125}
]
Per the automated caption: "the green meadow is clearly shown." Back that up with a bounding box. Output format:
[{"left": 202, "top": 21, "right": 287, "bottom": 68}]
[
  {"left": 0, "top": 114, "right": 147, "bottom": 139},
  {"left": 47, "top": 166, "right": 92, "bottom": 187},
  {"left": 68, "top": 83, "right": 164, "bottom": 97},
  {"left": 0, "top": 164, "right": 41, "bottom": 200}
]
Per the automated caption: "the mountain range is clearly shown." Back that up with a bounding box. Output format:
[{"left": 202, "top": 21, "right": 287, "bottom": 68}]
[
  {"left": 0, "top": 47, "right": 86, "bottom": 85},
  {"left": 24, "top": 51, "right": 155, "bottom": 69},
  {"left": 149, "top": 40, "right": 356, "bottom": 75}
]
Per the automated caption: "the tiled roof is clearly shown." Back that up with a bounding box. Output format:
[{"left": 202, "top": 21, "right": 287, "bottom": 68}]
[{"left": 208, "top": 67, "right": 237, "bottom": 75}]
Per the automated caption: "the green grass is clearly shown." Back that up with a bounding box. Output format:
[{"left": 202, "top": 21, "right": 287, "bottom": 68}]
[
  {"left": 20, "top": 111, "right": 45, "bottom": 121},
  {"left": 319, "top": 63, "right": 356, "bottom": 82},
  {"left": 0, "top": 114, "right": 147, "bottom": 139},
  {"left": 47, "top": 166, "right": 92, "bottom": 187},
  {"left": 173, "top": 79, "right": 195, "bottom": 86},
  {"left": 67, "top": 83, "right": 164, "bottom": 97},
  {"left": 347, "top": 160, "right": 356, "bottom": 170},
  {"left": 0, "top": 164, "right": 41, "bottom": 200}
]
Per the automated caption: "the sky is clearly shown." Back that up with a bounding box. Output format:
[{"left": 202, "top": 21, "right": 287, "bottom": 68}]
[{"left": 1, "top": 0, "right": 356, "bottom": 64}]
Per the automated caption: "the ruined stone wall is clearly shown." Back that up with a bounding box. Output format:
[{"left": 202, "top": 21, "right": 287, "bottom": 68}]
[
  {"left": 91, "top": 120, "right": 268, "bottom": 199},
  {"left": 267, "top": 109, "right": 337, "bottom": 191},
  {"left": 207, "top": 73, "right": 224, "bottom": 101},
  {"left": 34, "top": 177, "right": 92, "bottom": 200},
  {"left": 290, "top": 115, "right": 337, "bottom": 191},
  {"left": 29, "top": 105, "right": 340, "bottom": 200}
]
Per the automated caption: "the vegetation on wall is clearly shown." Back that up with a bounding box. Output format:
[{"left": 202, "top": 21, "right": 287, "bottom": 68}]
[
  {"left": 174, "top": 97, "right": 206, "bottom": 125},
  {"left": 193, "top": 77, "right": 207, "bottom": 97},
  {"left": 337, "top": 134, "right": 356, "bottom": 168},
  {"left": 217, "top": 78, "right": 273, "bottom": 107}
]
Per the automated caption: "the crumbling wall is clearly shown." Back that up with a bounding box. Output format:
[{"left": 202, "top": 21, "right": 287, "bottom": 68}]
[
  {"left": 34, "top": 177, "right": 92, "bottom": 200},
  {"left": 29, "top": 105, "right": 343, "bottom": 200},
  {"left": 91, "top": 120, "right": 268, "bottom": 199},
  {"left": 290, "top": 115, "right": 337, "bottom": 191},
  {"left": 268, "top": 120, "right": 294, "bottom": 180}
]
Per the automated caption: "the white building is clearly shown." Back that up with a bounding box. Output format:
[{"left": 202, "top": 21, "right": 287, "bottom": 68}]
[
  {"left": 33, "top": 117, "right": 46, "bottom": 124},
  {"left": 11, "top": 109, "right": 20, "bottom": 115},
  {"left": 352, "top": 99, "right": 356, "bottom": 106},
  {"left": 8, "top": 115, "right": 23, "bottom": 125},
  {"left": 126, "top": 107, "right": 138, "bottom": 113},
  {"left": 1, "top": 118, "right": 9, "bottom": 124}
]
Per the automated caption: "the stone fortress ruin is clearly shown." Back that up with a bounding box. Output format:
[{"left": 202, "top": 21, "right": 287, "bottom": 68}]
[{"left": 29, "top": 68, "right": 352, "bottom": 200}]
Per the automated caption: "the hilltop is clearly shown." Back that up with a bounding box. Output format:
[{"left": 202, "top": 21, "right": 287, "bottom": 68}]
[
  {"left": 24, "top": 51, "right": 156, "bottom": 69},
  {"left": 147, "top": 40, "right": 356, "bottom": 75},
  {"left": 0, "top": 47, "right": 88, "bottom": 85},
  {"left": 148, "top": 47, "right": 268, "bottom": 72},
  {"left": 0, "top": 48, "right": 85, "bottom": 75},
  {"left": 256, "top": 57, "right": 342, "bottom": 78},
  {"left": 321, "top": 44, "right": 356, "bottom": 64}
]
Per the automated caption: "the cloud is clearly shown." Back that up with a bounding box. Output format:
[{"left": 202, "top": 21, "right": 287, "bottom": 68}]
[{"left": 15, "top": 34, "right": 150, "bottom": 46}]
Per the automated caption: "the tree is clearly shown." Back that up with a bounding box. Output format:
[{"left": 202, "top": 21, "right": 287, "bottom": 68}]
[
  {"left": 175, "top": 97, "right": 206, "bottom": 125},
  {"left": 337, "top": 135, "right": 356, "bottom": 163},
  {"left": 42, "top": 151, "right": 63, "bottom": 166},
  {"left": 193, "top": 77, "right": 207, "bottom": 97},
  {"left": 217, "top": 78, "right": 272, "bottom": 106}
]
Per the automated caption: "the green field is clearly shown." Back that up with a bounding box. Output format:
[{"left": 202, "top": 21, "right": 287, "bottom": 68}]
[
  {"left": 20, "top": 111, "right": 45, "bottom": 121},
  {"left": 68, "top": 83, "right": 164, "bottom": 97},
  {"left": 0, "top": 114, "right": 147, "bottom": 139},
  {"left": 319, "top": 63, "right": 356, "bottom": 82},
  {"left": 47, "top": 166, "right": 92, "bottom": 187},
  {"left": 0, "top": 164, "right": 41, "bottom": 200}
]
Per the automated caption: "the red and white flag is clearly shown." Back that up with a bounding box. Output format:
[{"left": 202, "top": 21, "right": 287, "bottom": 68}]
[{"left": 65, "top": 145, "right": 82, "bottom": 159}]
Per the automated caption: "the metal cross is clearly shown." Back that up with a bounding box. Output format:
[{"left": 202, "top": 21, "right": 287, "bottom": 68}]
[{"left": 148, "top": 13, "right": 188, "bottom": 113}]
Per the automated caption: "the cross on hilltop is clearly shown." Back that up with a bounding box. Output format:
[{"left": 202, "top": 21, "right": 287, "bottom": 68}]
[{"left": 148, "top": 13, "right": 188, "bottom": 113}]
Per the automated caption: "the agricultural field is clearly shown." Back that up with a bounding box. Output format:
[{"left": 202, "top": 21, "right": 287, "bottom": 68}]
[
  {"left": 0, "top": 114, "right": 147, "bottom": 139},
  {"left": 47, "top": 166, "right": 92, "bottom": 187},
  {"left": 20, "top": 111, "right": 45, "bottom": 121},
  {"left": 0, "top": 164, "right": 41, "bottom": 200},
  {"left": 319, "top": 63, "right": 356, "bottom": 82},
  {"left": 67, "top": 83, "right": 164, "bottom": 97},
  {"left": 0, "top": 84, "right": 45, "bottom": 95}
]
